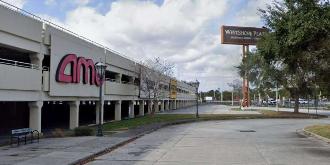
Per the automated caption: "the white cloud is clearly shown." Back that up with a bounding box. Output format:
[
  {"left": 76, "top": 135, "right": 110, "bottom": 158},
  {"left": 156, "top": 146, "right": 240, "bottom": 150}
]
[
  {"left": 45, "top": 0, "right": 56, "bottom": 6},
  {"left": 44, "top": 0, "right": 266, "bottom": 91},
  {"left": 73, "top": 0, "right": 90, "bottom": 6},
  {"left": 235, "top": 0, "right": 269, "bottom": 26},
  {"left": 1, "top": 0, "right": 27, "bottom": 8}
]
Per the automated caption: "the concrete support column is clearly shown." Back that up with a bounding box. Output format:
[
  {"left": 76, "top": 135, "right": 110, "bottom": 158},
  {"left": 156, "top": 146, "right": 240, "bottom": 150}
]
[
  {"left": 96, "top": 101, "right": 104, "bottom": 124},
  {"left": 148, "top": 100, "right": 152, "bottom": 114},
  {"left": 165, "top": 100, "right": 169, "bottom": 111},
  {"left": 174, "top": 100, "right": 177, "bottom": 110},
  {"left": 154, "top": 100, "right": 159, "bottom": 112},
  {"left": 29, "top": 101, "right": 43, "bottom": 132},
  {"left": 129, "top": 77, "right": 135, "bottom": 84},
  {"left": 160, "top": 100, "right": 165, "bottom": 112},
  {"left": 139, "top": 100, "right": 144, "bottom": 116},
  {"left": 29, "top": 53, "right": 44, "bottom": 69},
  {"left": 129, "top": 101, "right": 135, "bottom": 118},
  {"left": 115, "top": 74, "right": 122, "bottom": 83},
  {"left": 69, "top": 101, "right": 80, "bottom": 129},
  {"left": 115, "top": 101, "right": 122, "bottom": 121}
]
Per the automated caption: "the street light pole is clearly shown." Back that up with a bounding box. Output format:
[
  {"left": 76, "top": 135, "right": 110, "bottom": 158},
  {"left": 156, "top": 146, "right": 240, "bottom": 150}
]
[
  {"left": 213, "top": 90, "right": 215, "bottom": 101},
  {"left": 95, "top": 62, "right": 107, "bottom": 137},
  {"left": 276, "top": 82, "right": 279, "bottom": 112},
  {"left": 195, "top": 80, "right": 200, "bottom": 118},
  {"left": 231, "top": 89, "right": 234, "bottom": 106}
]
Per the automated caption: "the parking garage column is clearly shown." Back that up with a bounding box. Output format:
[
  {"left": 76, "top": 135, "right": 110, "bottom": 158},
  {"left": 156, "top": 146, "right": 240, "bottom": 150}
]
[
  {"left": 69, "top": 101, "right": 80, "bottom": 129},
  {"left": 96, "top": 101, "right": 104, "bottom": 124},
  {"left": 129, "top": 101, "right": 135, "bottom": 118},
  {"left": 116, "top": 73, "right": 122, "bottom": 83},
  {"left": 115, "top": 101, "right": 122, "bottom": 121},
  {"left": 129, "top": 77, "right": 135, "bottom": 84},
  {"left": 165, "top": 100, "right": 169, "bottom": 111},
  {"left": 147, "top": 100, "right": 152, "bottom": 114},
  {"left": 28, "top": 101, "right": 43, "bottom": 132},
  {"left": 160, "top": 100, "right": 165, "bottom": 112},
  {"left": 29, "top": 53, "right": 44, "bottom": 69},
  {"left": 139, "top": 100, "right": 144, "bottom": 116},
  {"left": 154, "top": 100, "right": 159, "bottom": 112},
  {"left": 174, "top": 100, "right": 177, "bottom": 109}
]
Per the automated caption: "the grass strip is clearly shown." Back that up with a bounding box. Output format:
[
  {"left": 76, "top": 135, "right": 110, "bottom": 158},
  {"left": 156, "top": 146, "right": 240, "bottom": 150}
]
[
  {"left": 99, "top": 111, "right": 326, "bottom": 133},
  {"left": 305, "top": 125, "right": 330, "bottom": 139}
]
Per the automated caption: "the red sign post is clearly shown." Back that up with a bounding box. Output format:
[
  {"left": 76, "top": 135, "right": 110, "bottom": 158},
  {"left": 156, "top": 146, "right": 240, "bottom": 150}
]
[{"left": 221, "top": 25, "right": 267, "bottom": 107}]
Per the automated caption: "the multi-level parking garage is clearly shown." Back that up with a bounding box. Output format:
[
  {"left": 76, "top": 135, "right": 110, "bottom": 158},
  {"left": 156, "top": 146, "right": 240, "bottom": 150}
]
[{"left": 0, "top": 4, "right": 197, "bottom": 135}]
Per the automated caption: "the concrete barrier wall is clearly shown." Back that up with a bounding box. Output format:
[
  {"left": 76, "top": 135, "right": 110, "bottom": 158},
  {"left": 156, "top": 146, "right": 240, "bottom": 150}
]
[
  {"left": 105, "top": 82, "right": 139, "bottom": 96},
  {"left": 0, "top": 64, "right": 41, "bottom": 91},
  {"left": 0, "top": 5, "right": 42, "bottom": 43}
]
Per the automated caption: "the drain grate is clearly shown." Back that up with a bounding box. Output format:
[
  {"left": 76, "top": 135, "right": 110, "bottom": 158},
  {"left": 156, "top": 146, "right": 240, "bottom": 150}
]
[{"left": 239, "top": 130, "right": 256, "bottom": 132}]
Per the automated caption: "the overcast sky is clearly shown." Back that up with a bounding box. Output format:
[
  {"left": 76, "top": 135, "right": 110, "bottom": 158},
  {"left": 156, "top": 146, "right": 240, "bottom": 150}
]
[{"left": 2, "top": 0, "right": 270, "bottom": 91}]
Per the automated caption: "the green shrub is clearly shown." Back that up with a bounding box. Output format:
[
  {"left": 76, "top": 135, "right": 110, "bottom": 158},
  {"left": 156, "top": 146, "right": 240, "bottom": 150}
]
[{"left": 74, "top": 126, "right": 94, "bottom": 136}]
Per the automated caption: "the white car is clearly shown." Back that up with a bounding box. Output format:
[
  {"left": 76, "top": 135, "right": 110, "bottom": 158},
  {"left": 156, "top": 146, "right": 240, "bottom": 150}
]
[{"left": 299, "top": 99, "right": 308, "bottom": 104}]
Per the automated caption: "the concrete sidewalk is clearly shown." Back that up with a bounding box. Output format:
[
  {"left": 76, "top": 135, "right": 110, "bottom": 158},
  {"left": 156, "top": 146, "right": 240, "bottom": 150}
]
[{"left": 0, "top": 122, "right": 175, "bottom": 165}]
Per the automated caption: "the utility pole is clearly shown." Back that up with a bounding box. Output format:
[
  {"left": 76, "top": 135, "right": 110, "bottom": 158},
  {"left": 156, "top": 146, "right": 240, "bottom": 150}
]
[
  {"left": 213, "top": 90, "right": 216, "bottom": 101},
  {"left": 221, "top": 90, "right": 223, "bottom": 102},
  {"left": 231, "top": 89, "right": 234, "bottom": 106},
  {"left": 276, "top": 83, "right": 279, "bottom": 112},
  {"left": 195, "top": 80, "right": 200, "bottom": 118}
]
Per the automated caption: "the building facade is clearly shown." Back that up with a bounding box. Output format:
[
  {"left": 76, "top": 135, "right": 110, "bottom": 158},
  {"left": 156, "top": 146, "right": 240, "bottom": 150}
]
[{"left": 0, "top": 4, "right": 197, "bottom": 135}]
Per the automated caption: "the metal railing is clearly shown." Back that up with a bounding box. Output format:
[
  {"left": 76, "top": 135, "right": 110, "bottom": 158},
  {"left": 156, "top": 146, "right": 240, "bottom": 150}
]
[
  {"left": 0, "top": 0, "right": 139, "bottom": 64},
  {"left": 0, "top": 57, "right": 39, "bottom": 70}
]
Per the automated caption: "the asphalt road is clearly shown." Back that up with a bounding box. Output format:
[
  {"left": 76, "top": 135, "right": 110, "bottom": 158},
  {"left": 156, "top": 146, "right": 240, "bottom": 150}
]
[{"left": 89, "top": 118, "right": 330, "bottom": 165}]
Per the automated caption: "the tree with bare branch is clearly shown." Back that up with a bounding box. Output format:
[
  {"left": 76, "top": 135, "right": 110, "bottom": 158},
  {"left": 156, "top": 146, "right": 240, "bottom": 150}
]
[{"left": 138, "top": 57, "right": 174, "bottom": 115}]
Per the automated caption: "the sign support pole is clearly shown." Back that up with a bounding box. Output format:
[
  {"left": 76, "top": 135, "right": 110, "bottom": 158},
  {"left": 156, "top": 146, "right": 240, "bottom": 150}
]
[
  {"left": 220, "top": 25, "right": 267, "bottom": 108},
  {"left": 242, "top": 45, "right": 249, "bottom": 107}
]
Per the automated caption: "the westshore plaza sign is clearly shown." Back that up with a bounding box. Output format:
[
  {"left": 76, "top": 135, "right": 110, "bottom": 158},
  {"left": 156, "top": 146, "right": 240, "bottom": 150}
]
[
  {"left": 220, "top": 25, "right": 267, "bottom": 107},
  {"left": 221, "top": 26, "right": 267, "bottom": 45},
  {"left": 56, "top": 54, "right": 102, "bottom": 86}
]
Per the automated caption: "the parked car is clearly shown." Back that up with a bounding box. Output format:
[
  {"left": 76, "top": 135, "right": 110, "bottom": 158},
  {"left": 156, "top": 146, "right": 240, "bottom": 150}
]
[
  {"left": 268, "top": 98, "right": 277, "bottom": 105},
  {"left": 299, "top": 99, "right": 308, "bottom": 104}
]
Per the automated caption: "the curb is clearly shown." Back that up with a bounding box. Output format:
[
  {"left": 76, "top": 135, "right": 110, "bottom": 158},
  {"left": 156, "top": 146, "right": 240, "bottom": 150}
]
[
  {"left": 302, "top": 128, "right": 330, "bottom": 143},
  {"left": 70, "top": 119, "right": 198, "bottom": 165}
]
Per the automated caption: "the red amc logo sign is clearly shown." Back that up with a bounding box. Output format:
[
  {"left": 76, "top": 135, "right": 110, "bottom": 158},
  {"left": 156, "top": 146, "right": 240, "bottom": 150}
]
[{"left": 56, "top": 54, "right": 101, "bottom": 86}]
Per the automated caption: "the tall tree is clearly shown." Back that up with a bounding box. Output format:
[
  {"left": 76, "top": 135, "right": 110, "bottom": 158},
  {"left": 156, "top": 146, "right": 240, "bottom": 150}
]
[
  {"left": 138, "top": 57, "right": 174, "bottom": 115},
  {"left": 255, "top": 0, "right": 330, "bottom": 112}
]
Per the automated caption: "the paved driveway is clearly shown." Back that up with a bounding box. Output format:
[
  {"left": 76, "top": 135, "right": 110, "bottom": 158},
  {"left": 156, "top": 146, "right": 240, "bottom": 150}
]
[{"left": 89, "top": 119, "right": 330, "bottom": 165}]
